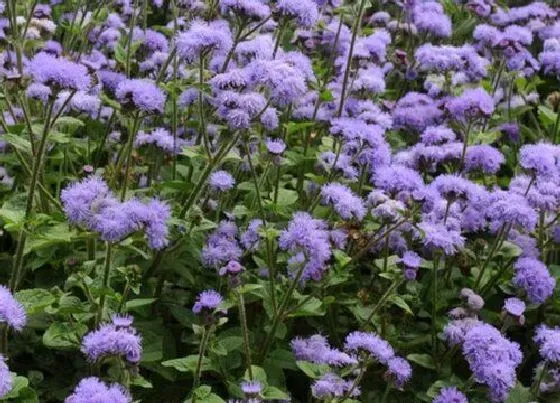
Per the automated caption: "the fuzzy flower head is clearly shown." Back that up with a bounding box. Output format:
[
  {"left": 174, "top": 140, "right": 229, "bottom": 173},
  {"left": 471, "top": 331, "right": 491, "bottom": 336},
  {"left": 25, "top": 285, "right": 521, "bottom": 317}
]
[
  {"left": 433, "top": 387, "right": 468, "bottom": 403},
  {"left": 28, "top": 52, "right": 91, "bottom": 92},
  {"left": 503, "top": 297, "right": 526, "bottom": 317},
  {"left": 192, "top": 289, "right": 225, "bottom": 315},
  {"left": 276, "top": 0, "right": 319, "bottom": 27},
  {"left": 65, "top": 377, "right": 131, "bottom": 403},
  {"left": 278, "top": 212, "right": 332, "bottom": 281},
  {"left": 461, "top": 323, "right": 522, "bottom": 402},
  {"left": 386, "top": 357, "right": 412, "bottom": 388},
  {"left": 446, "top": 88, "right": 494, "bottom": 121},
  {"left": 0, "top": 355, "right": 12, "bottom": 399},
  {"left": 175, "top": 19, "right": 233, "bottom": 63},
  {"left": 291, "top": 334, "right": 357, "bottom": 366},
  {"left": 209, "top": 170, "right": 236, "bottom": 192},
  {"left": 416, "top": 221, "right": 465, "bottom": 256},
  {"left": 0, "top": 285, "right": 26, "bottom": 331},
  {"left": 464, "top": 145, "right": 505, "bottom": 174},
  {"left": 320, "top": 183, "right": 366, "bottom": 221},
  {"left": 344, "top": 331, "right": 395, "bottom": 364},
  {"left": 513, "top": 257, "right": 556, "bottom": 304},
  {"left": 115, "top": 79, "right": 165, "bottom": 114},
  {"left": 240, "top": 380, "right": 263, "bottom": 397},
  {"left": 534, "top": 325, "right": 560, "bottom": 363},
  {"left": 311, "top": 373, "right": 359, "bottom": 399},
  {"left": 81, "top": 316, "right": 142, "bottom": 364},
  {"left": 519, "top": 143, "right": 559, "bottom": 178}
]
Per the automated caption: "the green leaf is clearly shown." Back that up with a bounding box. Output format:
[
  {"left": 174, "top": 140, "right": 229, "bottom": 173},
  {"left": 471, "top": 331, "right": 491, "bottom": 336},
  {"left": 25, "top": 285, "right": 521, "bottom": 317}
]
[
  {"left": 125, "top": 298, "right": 157, "bottom": 309},
  {"left": 389, "top": 295, "right": 413, "bottom": 315},
  {"left": 505, "top": 384, "right": 532, "bottom": 403},
  {"left": 2, "top": 375, "right": 28, "bottom": 399},
  {"left": 244, "top": 365, "right": 267, "bottom": 383},
  {"left": 296, "top": 361, "right": 330, "bottom": 379},
  {"left": 192, "top": 386, "right": 226, "bottom": 403},
  {"left": 15, "top": 288, "right": 56, "bottom": 315},
  {"left": 274, "top": 189, "right": 298, "bottom": 206},
  {"left": 538, "top": 105, "right": 557, "bottom": 127},
  {"left": 162, "top": 355, "right": 210, "bottom": 373},
  {"left": 288, "top": 296, "right": 325, "bottom": 317},
  {"left": 130, "top": 374, "right": 153, "bottom": 388},
  {"left": 263, "top": 386, "right": 290, "bottom": 400},
  {"left": 407, "top": 353, "right": 436, "bottom": 370},
  {"left": 3, "top": 133, "right": 32, "bottom": 155},
  {"left": 43, "top": 322, "right": 87, "bottom": 349}
]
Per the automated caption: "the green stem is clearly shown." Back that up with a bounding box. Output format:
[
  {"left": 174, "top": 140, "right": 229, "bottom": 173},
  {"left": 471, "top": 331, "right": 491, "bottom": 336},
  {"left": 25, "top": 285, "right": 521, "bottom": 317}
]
[
  {"left": 10, "top": 98, "right": 55, "bottom": 291},
  {"left": 459, "top": 121, "right": 472, "bottom": 172},
  {"left": 532, "top": 361, "right": 549, "bottom": 398},
  {"left": 96, "top": 242, "right": 113, "bottom": 326},
  {"left": 244, "top": 145, "right": 277, "bottom": 314},
  {"left": 337, "top": 0, "right": 367, "bottom": 116},
  {"left": 178, "top": 133, "right": 240, "bottom": 220},
  {"left": 119, "top": 113, "right": 142, "bottom": 201},
  {"left": 257, "top": 262, "right": 306, "bottom": 363},
  {"left": 193, "top": 326, "right": 212, "bottom": 394},
  {"left": 363, "top": 279, "right": 402, "bottom": 326},
  {"left": 340, "top": 360, "right": 367, "bottom": 402},
  {"left": 473, "top": 225, "right": 506, "bottom": 291},
  {"left": 432, "top": 254, "right": 440, "bottom": 359},
  {"left": 198, "top": 54, "right": 212, "bottom": 159},
  {"left": 237, "top": 291, "right": 253, "bottom": 379},
  {"left": 125, "top": 0, "right": 140, "bottom": 77}
]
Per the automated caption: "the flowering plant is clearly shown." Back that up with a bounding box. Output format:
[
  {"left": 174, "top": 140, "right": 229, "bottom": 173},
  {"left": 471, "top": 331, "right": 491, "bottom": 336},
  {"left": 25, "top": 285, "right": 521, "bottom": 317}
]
[{"left": 0, "top": 0, "right": 560, "bottom": 402}]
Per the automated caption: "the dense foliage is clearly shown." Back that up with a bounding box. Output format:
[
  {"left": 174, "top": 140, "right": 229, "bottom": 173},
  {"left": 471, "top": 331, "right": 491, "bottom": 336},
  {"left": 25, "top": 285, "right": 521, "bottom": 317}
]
[{"left": 2, "top": 0, "right": 560, "bottom": 402}]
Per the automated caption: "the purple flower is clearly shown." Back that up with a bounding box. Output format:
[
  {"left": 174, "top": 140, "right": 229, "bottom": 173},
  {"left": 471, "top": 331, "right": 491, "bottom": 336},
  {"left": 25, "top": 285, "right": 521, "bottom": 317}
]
[
  {"left": 398, "top": 251, "right": 421, "bottom": 269},
  {"left": 412, "top": 3, "right": 452, "bottom": 38},
  {"left": 429, "top": 174, "right": 477, "bottom": 201},
  {"left": 61, "top": 176, "right": 112, "bottom": 225},
  {"left": 202, "top": 221, "right": 242, "bottom": 267},
  {"left": 311, "top": 373, "right": 359, "bottom": 399},
  {"left": 209, "top": 170, "right": 235, "bottom": 192},
  {"left": 443, "top": 318, "right": 480, "bottom": 346},
  {"left": 344, "top": 331, "right": 395, "bottom": 364},
  {"left": 277, "top": 0, "right": 318, "bottom": 27},
  {"left": 420, "top": 125, "right": 456, "bottom": 145},
  {"left": 175, "top": 19, "right": 233, "bottom": 63},
  {"left": 392, "top": 92, "right": 444, "bottom": 131},
  {"left": 446, "top": 88, "right": 494, "bottom": 121},
  {"left": 504, "top": 297, "right": 526, "bottom": 317},
  {"left": 464, "top": 145, "right": 505, "bottom": 174},
  {"left": 279, "top": 212, "right": 332, "bottom": 281},
  {"left": 192, "top": 290, "right": 224, "bottom": 314},
  {"left": 291, "top": 334, "right": 357, "bottom": 366},
  {"left": 81, "top": 316, "right": 142, "bottom": 364},
  {"left": 416, "top": 221, "right": 465, "bottom": 255},
  {"left": 320, "top": 183, "right": 366, "bottom": 221},
  {"left": 115, "top": 79, "right": 165, "bottom": 114},
  {"left": 26, "top": 82, "right": 52, "bottom": 102},
  {"left": 519, "top": 143, "right": 559, "bottom": 178},
  {"left": 240, "top": 380, "right": 263, "bottom": 396},
  {"left": 371, "top": 164, "right": 424, "bottom": 195},
  {"left": 534, "top": 325, "right": 560, "bottom": 362},
  {"left": 28, "top": 52, "right": 91, "bottom": 91},
  {"left": 98, "top": 70, "right": 127, "bottom": 94},
  {"left": 462, "top": 323, "right": 522, "bottom": 402},
  {"left": 415, "top": 44, "right": 488, "bottom": 81},
  {"left": 240, "top": 219, "right": 263, "bottom": 251},
  {"left": 0, "top": 355, "right": 12, "bottom": 399},
  {"left": 218, "top": 260, "right": 243, "bottom": 276},
  {"left": 135, "top": 128, "right": 183, "bottom": 154},
  {"left": 513, "top": 257, "right": 556, "bottom": 304},
  {"left": 386, "top": 356, "right": 412, "bottom": 388},
  {"left": 433, "top": 387, "right": 468, "bottom": 403},
  {"left": 486, "top": 191, "right": 537, "bottom": 233},
  {"left": 65, "top": 377, "right": 131, "bottom": 403},
  {"left": 0, "top": 285, "right": 26, "bottom": 331},
  {"left": 265, "top": 138, "right": 286, "bottom": 155},
  {"left": 220, "top": 0, "right": 270, "bottom": 19}
]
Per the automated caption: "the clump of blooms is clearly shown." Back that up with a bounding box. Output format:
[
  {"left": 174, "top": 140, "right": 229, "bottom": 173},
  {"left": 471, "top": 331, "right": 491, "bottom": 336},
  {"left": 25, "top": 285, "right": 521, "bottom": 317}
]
[
  {"left": 81, "top": 315, "right": 142, "bottom": 364},
  {"left": 0, "top": 285, "right": 26, "bottom": 331},
  {"left": 433, "top": 387, "right": 468, "bottom": 403},
  {"left": 0, "top": 355, "right": 12, "bottom": 399},
  {"left": 65, "top": 377, "right": 131, "bottom": 403}
]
